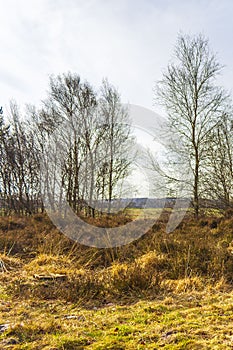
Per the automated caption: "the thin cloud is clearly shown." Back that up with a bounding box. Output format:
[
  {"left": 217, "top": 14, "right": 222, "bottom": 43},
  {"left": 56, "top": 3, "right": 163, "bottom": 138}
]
[{"left": 0, "top": 0, "right": 233, "bottom": 110}]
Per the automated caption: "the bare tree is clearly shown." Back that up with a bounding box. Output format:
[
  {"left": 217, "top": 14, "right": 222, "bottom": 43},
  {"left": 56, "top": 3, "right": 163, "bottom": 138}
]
[
  {"left": 98, "top": 79, "right": 134, "bottom": 212},
  {"left": 0, "top": 110, "right": 11, "bottom": 214},
  {"left": 155, "top": 33, "right": 228, "bottom": 217},
  {"left": 204, "top": 111, "right": 233, "bottom": 208},
  {"left": 0, "top": 102, "right": 41, "bottom": 215},
  {"left": 36, "top": 73, "right": 134, "bottom": 217},
  {"left": 33, "top": 73, "right": 87, "bottom": 213}
]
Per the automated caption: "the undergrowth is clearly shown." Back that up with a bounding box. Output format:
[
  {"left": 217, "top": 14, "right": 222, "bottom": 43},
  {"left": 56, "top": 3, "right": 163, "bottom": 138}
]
[{"left": 0, "top": 211, "right": 232, "bottom": 349}]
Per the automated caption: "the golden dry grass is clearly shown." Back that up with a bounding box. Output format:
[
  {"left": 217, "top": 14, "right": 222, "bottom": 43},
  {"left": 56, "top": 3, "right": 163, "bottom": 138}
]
[{"left": 0, "top": 211, "right": 232, "bottom": 348}]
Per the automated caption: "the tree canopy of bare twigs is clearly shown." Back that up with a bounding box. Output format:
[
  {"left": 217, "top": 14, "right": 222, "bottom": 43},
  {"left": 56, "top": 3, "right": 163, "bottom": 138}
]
[{"left": 155, "top": 33, "right": 230, "bottom": 217}]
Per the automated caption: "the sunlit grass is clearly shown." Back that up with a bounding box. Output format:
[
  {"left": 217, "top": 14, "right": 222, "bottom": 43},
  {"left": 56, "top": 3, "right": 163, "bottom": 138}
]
[
  {"left": 1, "top": 291, "right": 233, "bottom": 349},
  {"left": 0, "top": 213, "right": 232, "bottom": 348}
]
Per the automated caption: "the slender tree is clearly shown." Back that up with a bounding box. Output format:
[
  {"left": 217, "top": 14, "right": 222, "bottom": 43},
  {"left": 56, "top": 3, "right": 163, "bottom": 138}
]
[
  {"left": 0, "top": 111, "right": 11, "bottom": 214},
  {"left": 155, "top": 33, "right": 228, "bottom": 217},
  {"left": 98, "top": 79, "right": 133, "bottom": 212},
  {"left": 204, "top": 111, "right": 233, "bottom": 208}
]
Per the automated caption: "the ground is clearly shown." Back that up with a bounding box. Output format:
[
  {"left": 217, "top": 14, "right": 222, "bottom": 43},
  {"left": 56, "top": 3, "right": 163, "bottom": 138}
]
[
  {"left": 0, "top": 211, "right": 232, "bottom": 349},
  {"left": 1, "top": 286, "right": 233, "bottom": 349}
]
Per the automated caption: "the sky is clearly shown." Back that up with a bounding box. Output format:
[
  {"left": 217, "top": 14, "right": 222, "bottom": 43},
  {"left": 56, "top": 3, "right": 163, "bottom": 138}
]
[{"left": 1, "top": 0, "right": 233, "bottom": 114}]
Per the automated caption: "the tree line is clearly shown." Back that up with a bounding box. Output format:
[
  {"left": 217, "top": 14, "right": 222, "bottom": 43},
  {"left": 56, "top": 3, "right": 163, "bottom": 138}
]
[
  {"left": 0, "top": 33, "right": 232, "bottom": 218},
  {"left": 0, "top": 76, "right": 133, "bottom": 216}
]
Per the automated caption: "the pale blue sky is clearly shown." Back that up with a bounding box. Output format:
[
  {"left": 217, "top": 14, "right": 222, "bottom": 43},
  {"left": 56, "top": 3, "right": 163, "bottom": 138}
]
[{"left": 1, "top": 0, "right": 233, "bottom": 112}]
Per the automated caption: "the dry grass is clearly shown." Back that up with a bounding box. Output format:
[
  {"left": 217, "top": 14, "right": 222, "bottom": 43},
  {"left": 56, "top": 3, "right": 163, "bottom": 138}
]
[{"left": 0, "top": 211, "right": 232, "bottom": 348}]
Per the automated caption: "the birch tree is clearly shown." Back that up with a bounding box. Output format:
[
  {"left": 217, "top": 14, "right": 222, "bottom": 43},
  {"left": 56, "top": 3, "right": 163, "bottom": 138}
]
[{"left": 155, "top": 33, "right": 228, "bottom": 217}]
